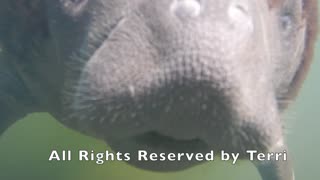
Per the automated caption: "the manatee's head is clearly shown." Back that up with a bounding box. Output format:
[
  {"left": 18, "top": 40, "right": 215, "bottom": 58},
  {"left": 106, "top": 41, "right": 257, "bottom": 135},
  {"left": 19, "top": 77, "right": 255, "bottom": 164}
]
[{"left": 45, "top": 0, "right": 313, "bottom": 171}]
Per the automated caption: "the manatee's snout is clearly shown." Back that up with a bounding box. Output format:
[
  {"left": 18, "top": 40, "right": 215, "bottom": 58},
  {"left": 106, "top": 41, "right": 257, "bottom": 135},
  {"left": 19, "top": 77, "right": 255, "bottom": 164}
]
[{"left": 67, "top": 0, "right": 283, "bottom": 171}]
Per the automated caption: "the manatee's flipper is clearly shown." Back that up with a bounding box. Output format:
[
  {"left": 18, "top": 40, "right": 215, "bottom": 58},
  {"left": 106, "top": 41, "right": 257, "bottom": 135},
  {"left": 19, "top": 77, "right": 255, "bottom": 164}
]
[
  {"left": 0, "top": 61, "right": 35, "bottom": 135},
  {"left": 0, "top": 101, "right": 25, "bottom": 135},
  {"left": 255, "top": 145, "right": 294, "bottom": 180},
  {"left": 0, "top": 0, "right": 45, "bottom": 135}
]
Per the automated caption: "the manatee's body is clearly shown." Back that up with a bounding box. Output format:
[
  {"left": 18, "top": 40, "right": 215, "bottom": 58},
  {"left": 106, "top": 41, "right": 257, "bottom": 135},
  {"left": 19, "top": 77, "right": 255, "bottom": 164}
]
[{"left": 0, "top": 0, "right": 318, "bottom": 179}]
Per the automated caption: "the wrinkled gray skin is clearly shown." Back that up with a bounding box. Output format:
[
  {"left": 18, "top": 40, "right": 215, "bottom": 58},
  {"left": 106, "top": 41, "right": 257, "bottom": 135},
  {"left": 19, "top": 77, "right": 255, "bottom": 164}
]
[{"left": 0, "top": 0, "right": 314, "bottom": 179}]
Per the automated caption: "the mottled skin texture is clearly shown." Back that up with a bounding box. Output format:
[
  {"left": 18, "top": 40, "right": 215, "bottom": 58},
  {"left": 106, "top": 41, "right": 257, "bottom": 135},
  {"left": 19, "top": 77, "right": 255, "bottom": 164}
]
[{"left": 0, "top": 0, "right": 318, "bottom": 179}]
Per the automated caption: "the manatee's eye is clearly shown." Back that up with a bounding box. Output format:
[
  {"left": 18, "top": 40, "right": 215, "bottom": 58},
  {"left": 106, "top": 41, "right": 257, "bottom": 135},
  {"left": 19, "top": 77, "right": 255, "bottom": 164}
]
[{"left": 60, "top": 0, "right": 89, "bottom": 17}]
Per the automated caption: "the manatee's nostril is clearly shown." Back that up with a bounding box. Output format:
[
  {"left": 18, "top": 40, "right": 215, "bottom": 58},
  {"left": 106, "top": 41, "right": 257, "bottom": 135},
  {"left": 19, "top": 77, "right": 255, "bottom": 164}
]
[
  {"left": 228, "top": 0, "right": 250, "bottom": 20},
  {"left": 228, "top": 0, "right": 253, "bottom": 33},
  {"left": 170, "top": 0, "right": 201, "bottom": 19}
]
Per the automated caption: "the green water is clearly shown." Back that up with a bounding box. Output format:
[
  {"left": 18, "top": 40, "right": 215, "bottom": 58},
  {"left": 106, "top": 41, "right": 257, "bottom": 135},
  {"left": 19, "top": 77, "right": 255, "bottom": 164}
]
[{"left": 1, "top": 13, "right": 320, "bottom": 180}]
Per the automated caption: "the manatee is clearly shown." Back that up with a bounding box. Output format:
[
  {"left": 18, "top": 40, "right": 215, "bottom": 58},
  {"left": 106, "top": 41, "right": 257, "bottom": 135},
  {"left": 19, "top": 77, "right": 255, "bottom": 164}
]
[{"left": 0, "top": 0, "right": 318, "bottom": 179}]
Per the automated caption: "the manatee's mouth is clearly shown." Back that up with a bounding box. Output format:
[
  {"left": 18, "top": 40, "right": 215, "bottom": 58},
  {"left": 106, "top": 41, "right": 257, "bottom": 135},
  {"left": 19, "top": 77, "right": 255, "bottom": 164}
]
[
  {"left": 107, "top": 131, "right": 214, "bottom": 171},
  {"left": 133, "top": 131, "right": 210, "bottom": 152}
]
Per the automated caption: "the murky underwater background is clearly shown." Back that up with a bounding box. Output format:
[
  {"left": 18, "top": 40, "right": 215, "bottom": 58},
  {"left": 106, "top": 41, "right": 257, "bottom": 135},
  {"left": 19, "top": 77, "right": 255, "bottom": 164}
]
[{"left": 0, "top": 6, "right": 319, "bottom": 180}]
